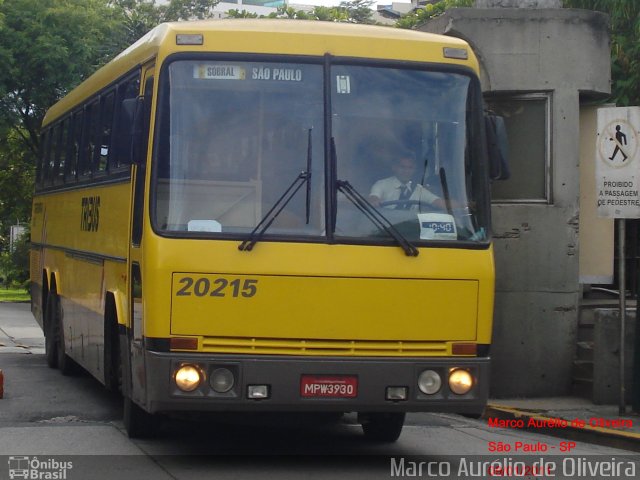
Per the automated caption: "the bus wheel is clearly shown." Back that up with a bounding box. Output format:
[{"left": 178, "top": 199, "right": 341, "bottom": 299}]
[
  {"left": 44, "top": 293, "right": 58, "bottom": 369},
  {"left": 359, "top": 412, "right": 405, "bottom": 443},
  {"left": 104, "top": 299, "right": 121, "bottom": 393},
  {"left": 123, "top": 396, "right": 157, "bottom": 439},
  {"left": 52, "top": 294, "right": 74, "bottom": 376}
]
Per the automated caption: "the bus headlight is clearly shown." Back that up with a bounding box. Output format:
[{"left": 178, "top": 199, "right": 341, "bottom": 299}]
[
  {"left": 174, "top": 364, "right": 202, "bottom": 392},
  {"left": 210, "top": 368, "right": 235, "bottom": 393},
  {"left": 418, "top": 370, "right": 442, "bottom": 395},
  {"left": 449, "top": 369, "right": 473, "bottom": 395}
]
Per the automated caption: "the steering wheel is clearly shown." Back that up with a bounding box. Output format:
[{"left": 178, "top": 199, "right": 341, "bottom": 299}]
[{"left": 378, "top": 199, "right": 422, "bottom": 209}]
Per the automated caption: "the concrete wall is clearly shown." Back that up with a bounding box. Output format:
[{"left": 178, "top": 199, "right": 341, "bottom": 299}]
[
  {"left": 579, "top": 106, "right": 614, "bottom": 284},
  {"left": 593, "top": 309, "right": 636, "bottom": 405},
  {"left": 420, "top": 8, "right": 610, "bottom": 396}
]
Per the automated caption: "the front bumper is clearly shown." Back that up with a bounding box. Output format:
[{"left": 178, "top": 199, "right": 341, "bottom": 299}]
[{"left": 143, "top": 351, "right": 490, "bottom": 415}]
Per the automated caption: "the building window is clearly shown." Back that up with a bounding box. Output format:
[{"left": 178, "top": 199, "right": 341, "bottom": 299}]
[{"left": 486, "top": 94, "right": 550, "bottom": 203}]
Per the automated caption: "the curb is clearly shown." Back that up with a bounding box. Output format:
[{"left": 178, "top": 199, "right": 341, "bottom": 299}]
[{"left": 485, "top": 404, "right": 640, "bottom": 453}]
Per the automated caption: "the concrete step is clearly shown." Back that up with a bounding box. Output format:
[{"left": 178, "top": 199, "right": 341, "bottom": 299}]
[
  {"left": 571, "top": 377, "right": 593, "bottom": 399},
  {"left": 575, "top": 341, "right": 594, "bottom": 361},
  {"left": 572, "top": 361, "right": 593, "bottom": 382}
]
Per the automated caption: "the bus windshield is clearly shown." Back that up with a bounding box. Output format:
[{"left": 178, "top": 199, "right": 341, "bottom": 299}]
[
  {"left": 332, "top": 65, "right": 487, "bottom": 244},
  {"left": 154, "top": 60, "right": 326, "bottom": 237},
  {"left": 154, "top": 58, "right": 489, "bottom": 245}
]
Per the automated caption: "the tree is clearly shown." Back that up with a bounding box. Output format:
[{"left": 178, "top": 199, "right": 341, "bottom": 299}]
[
  {"left": 266, "top": 3, "right": 371, "bottom": 23},
  {"left": 339, "top": 0, "right": 375, "bottom": 24},
  {"left": 396, "top": 0, "right": 473, "bottom": 30},
  {"left": 313, "top": 6, "right": 344, "bottom": 22},
  {"left": 563, "top": 0, "right": 640, "bottom": 106},
  {"left": 0, "top": 0, "right": 120, "bottom": 159},
  {"left": 0, "top": 129, "right": 34, "bottom": 265},
  {"left": 0, "top": 0, "right": 120, "bottom": 265},
  {"left": 0, "top": 0, "right": 222, "bottom": 262},
  {"left": 267, "top": 5, "right": 315, "bottom": 20},
  {"left": 109, "top": 0, "right": 220, "bottom": 47},
  {"left": 0, "top": 226, "right": 30, "bottom": 289},
  {"left": 226, "top": 9, "right": 259, "bottom": 19},
  {"left": 0, "top": 0, "right": 222, "bottom": 159}
]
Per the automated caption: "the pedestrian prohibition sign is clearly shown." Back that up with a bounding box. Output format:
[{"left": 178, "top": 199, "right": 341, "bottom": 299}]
[{"left": 596, "top": 107, "right": 640, "bottom": 218}]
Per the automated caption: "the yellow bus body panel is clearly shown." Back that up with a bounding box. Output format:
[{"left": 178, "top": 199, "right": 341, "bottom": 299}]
[
  {"left": 31, "top": 181, "right": 131, "bottom": 311},
  {"left": 145, "top": 238, "right": 494, "bottom": 356},
  {"left": 171, "top": 274, "right": 478, "bottom": 340}
]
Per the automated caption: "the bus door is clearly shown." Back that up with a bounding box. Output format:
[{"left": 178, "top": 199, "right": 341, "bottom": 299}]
[{"left": 126, "top": 65, "right": 154, "bottom": 406}]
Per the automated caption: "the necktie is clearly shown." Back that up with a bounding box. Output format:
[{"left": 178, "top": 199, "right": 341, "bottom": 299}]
[{"left": 399, "top": 182, "right": 413, "bottom": 209}]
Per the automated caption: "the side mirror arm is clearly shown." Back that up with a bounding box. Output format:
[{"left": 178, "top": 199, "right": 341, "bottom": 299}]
[
  {"left": 115, "top": 97, "right": 145, "bottom": 166},
  {"left": 485, "top": 114, "right": 510, "bottom": 181}
]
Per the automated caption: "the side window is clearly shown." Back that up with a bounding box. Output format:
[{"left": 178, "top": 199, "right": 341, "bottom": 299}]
[
  {"left": 37, "top": 130, "right": 50, "bottom": 190},
  {"left": 54, "top": 119, "right": 69, "bottom": 185},
  {"left": 47, "top": 124, "right": 60, "bottom": 186},
  {"left": 486, "top": 94, "right": 550, "bottom": 203},
  {"left": 98, "top": 91, "right": 116, "bottom": 173},
  {"left": 112, "top": 76, "right": 140, "bottom": 170},
  {"left": 67, "top": 109, "right": 84, "bottom": 181},
  {"left": 79, "top": 100, "right": 99, "bottom": 177}
]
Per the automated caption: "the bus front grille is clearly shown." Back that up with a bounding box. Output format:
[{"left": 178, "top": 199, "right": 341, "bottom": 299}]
[{"left": 200, "top": 336, "right": 449, "bottom": 356}]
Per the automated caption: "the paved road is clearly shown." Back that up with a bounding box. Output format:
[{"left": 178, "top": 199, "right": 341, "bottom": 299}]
[
  {"left": 0, "top": 303, "right": 637, "bottom": 480},
  {"left": 0, "top": 302, "right": 44, "bottom": 355}
]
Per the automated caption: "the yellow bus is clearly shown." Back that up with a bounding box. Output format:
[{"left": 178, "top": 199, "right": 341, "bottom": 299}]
[{"left": 31, "top": 19, "right": 506, "bottom": 441}]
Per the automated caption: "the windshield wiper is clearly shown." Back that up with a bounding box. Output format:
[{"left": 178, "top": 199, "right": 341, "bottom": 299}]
[
  {"left": 439, "top": 167, "right": 453, "bottom": 216},
  {"left": 305, "top": 128, "right": 312, "bottom": 224},
  {"left": 336, "top": 180, "right": 419, "bottom": 257},
  {"left": 238, "top": 129, "right": 312, "bottom": 252},
  {"left": 238, "top": 170, "right": 309, "bottom": 252}
]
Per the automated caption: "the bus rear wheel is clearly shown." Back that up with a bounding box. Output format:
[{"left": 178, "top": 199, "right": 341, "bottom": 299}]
[
  {"left": 44, "top": 293, "right": 58, "bottom": 369},
  {"left": 50, "top": 292, "right": 75, "bottom": 376},
  {"left": 359, "top": 412, "right": 405, "bottom": 443}
]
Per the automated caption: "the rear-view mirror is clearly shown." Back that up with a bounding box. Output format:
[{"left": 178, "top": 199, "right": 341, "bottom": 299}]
[{"left": 485, "top": 114, "right": 510, "bottom": 181}]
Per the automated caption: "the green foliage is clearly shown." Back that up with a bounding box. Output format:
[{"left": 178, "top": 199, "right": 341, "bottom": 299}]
[
  {"left": 0, "top": 0, "right": 224, "bottom": 260},
  {"left": 267, "top": 5, "right": 313, "bottom": 20},
  {"left": 0, "top": 226, "right": 30, "bottom": 290},
  {"left": 109, "top": 0, "right": 220, "bottom": 46},
  {"left": 0, "top": 129, "right": 35, "bottom": 259},
  {"left": 563, "top": 0, "right": 640, "bottom": 106},
  {"left": 0, "top": 157, "right": 32, "bottom": 292},
  {"left": 266, "top": 1, "right": 372, "bottom": 23},
  {"left": 0, "top": 288, "right": 31, "bottom": 301},
  {"left": 339, "top": 0, "right": 375, "bottom": 24},
  {"left": 226, "top": 9, "right": 259, "bottom": 19},
  {"left": 312, "top": 6, "right": 344, "bottom": 22},
  {"left": 0, "top": 0, "right": 120, "bottom": 157},
  {"left": 396, "top": 0, "right": 473, "bottom": 30}
]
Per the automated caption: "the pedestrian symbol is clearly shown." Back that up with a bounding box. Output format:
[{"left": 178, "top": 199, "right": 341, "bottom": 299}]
[
  {"left": 608, "top": 125, "right": 628, "bottom": 161},
  {"left": 598, "top": 118, "right": 638, "bottom": 169}
]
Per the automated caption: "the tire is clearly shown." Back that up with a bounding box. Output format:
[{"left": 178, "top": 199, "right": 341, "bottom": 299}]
[
  {"left": 123, "top": 396, "right": 157, "bottom": 439},
  {"left": 52, "top": 295, "right": 74, "bottom": 376},
  {"left": 360, "top": 412, "right": 405, "bottom": 443},
  {"left": 462, "top": 412, "right": 484, "bottom": 420},
  {"left": 44, "top": 293, "right": 58, "bottom": 369},
  {"left": 104, "top": 301, "right": 121, "bottom": 393}
]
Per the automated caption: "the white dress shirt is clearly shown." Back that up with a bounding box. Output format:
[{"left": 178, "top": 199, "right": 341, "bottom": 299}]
[{"left": 370, "top": 176, "right": 439, "bottom": 208}]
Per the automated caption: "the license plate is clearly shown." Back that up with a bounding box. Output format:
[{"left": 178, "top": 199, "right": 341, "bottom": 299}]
[{"left": 300, "top": 375, "right": 358, "bottom": 398}]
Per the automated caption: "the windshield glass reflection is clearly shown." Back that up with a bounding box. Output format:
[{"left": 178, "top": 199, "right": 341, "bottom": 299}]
[
  {"left": 154, "top": 60, "right": 325, "bottom": 237},
  {"left": 332, "top": 66, "right": 487, "bottom": 244}
]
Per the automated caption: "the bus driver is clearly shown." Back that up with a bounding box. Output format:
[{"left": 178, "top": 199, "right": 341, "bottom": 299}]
[{"left": 368, "top": 154, "right": 446, "bottom": 210}]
